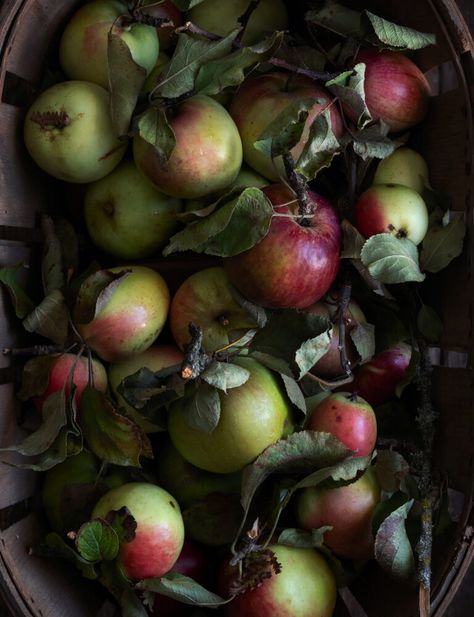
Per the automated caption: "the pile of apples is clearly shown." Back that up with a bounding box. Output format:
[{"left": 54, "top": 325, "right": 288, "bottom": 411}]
[{"left": 4, "top": 0, "right": 461, "bottom": 616}]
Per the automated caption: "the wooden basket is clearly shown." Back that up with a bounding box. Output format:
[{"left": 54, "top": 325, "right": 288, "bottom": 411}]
[{"left": 0, "top": 0, "right": 473, "bottom": 615}]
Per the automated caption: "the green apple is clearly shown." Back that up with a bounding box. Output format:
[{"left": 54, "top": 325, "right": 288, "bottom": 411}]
[
  {"left": 373, "top": 147, "right": 430, "bottom": 194},
  {"left": 59, "top": 0, "right": 159, "bottom": 89},
  {"left": 84, "top": 160, "right": 182, "bottom": 259},
  {"left": 24, "top": 81, "right": 127, "bottom": 183}
]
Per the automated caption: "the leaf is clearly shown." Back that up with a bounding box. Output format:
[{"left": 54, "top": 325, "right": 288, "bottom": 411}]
[
  {"left": 280, "top": 374, "right": 306, "bottom": 414},
  {"left": 104, "top": 507, "right": 137, "bottom": 545},
  {"left": 22, "top": 289, "right": 69, "bottom": 345},
  {"left": 341, "top": 219, "right": 365, "bottom": 259},
  {"left": 350, "top": 321, "right": 375, "bottom": 363},
  {"left": 360, "top": 234, "right": 425, "bottom": 284},
  {"left": 375, "top": 450, "right": 411, "bottom": 494},
  {"left": 54, "top": 219, "right": 79, "bottom": 279},
  {"left": 76, "top": 520, "right": 119, "bottom": 563},
  {"left": 170, "top": 0, "right": 206, "bottom": 9},
  {"left": 420, "top": 215, "right": 466, "bottom": 273},
  {"left": 182, "top": 493, "right": 243, "bottom": 546},
  {"left": 229, "top": 285, "right": 267, "bottom": 328},
  {"left": 41, "top": 215, "right": 65, "bottom": 295},
  {"left": 121, "top": 590, "right": 149, "bottom": 617},
  {"left": 163, "top": 188, "right": 273, "bottom": 258},
  {"left": 137, "top": 106, "right": 176, "bottom": 168},
  {"left": 295, "top": 329, "right": 332, "bottom": 379},
  {"left": 274, "top": 41, "right": 326, "bottom": 73},
  {"left": 417, "top": 304, "right": 443, "bottom": 343},
  {"left": 201, "top": 361, "right": 250, "bottom": 393},
  {"left": 0, "top": 264, "right": 35, "bottom": 319},
  {"left": 326, "top": 63, "right": 371, "bottom": 128},
  {"left": 108, "top": 33, "right": 147, "bottom": 136},
  {"left": 74, "top": 269, "right": 130, "bottom": 325},
  {"left": 374, "top": 500, "right": 415, "bottom": 579},
  {"left": 293, "top": 453, "right": 373, "bottom": 491},
  {"left": 278, "top": 526, "right": 332, "bottom": 549},
  {"left": 182, "top": 383, "right": 221, "bottom": 433},
  {"left": 365, "top": 11, "right": 436, "bottom": 50},
  {"left": 33, "top": 533, "right": 98, "bottom": 580},
  {"left": 17, "top": 355, "right": 56, "bottom": 401},
  {"left": 306, "top": 2, "right": 366, "bottom": 39},
  {"left": 352, "top": 122, "right": 396, "bottom": 161},
  {"left": 137, "top": 572, "right": 229, "bottom": 607},
  {"left": 295, "top": 108, "right": 341, "bottom": 181},
  {"left": 394, "top": 347, "right": 419, "bottom": 398}
]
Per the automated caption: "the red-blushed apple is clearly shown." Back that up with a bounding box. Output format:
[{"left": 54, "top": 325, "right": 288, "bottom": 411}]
[
  {"left": 108, "top": 344, "right": 184, "bottom": 432},
  {"left": 187, "top": 0, "right": 288, "bottom": 46},
  {"left": 133, "top": 95, "right": 243, "bottom": 199},
  {"left": 229, "top": 72, "right": 343, "bottom": 181},
  {"left": 353, "top": 49, "right": 431, "bottom": 132},
  {"left": 224, "top": 184, "right": 341, "bottom": 309},
  {"left": 168, "top": 357, "right": 293, "bottom": 474},
  {"left": 92, "top": 482, "right": 184, "bottom": 580},
  {"left": 354, "top": 184, "right": 429, "bottom": 245},
  {"left": 170, "top": 267, "right": 259, "bottom": 353},
  {"left": 373, "top": 147, "right": 430, "bottom": 195},
  {"left": 74, "top": 266, "right": 170, "bottom": 362},
  {"left": 219, "top": 544, "right": 337, "bottom": 617},
  {"left": 23, "top": 81, "right": 127, "bottom": 183},
  {"left": 84, "top": 160, "right": 182, "bottom": 260},
  {"left": 141, "top": 0, "right": 184, "bottom": 50},
  {"left": 296, "top": 468, "right": 381, "bottom": 561},
  {"left": 306, "top": 392, "right": 377, "bottom": 457}
]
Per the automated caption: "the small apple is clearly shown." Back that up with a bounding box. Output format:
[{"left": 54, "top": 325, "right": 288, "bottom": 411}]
[
  {"left": 306, "top": 392, "right": 377, "bottom": 457},
  {"left": 224, "top": 184, "right": 341, "bottom": 309},
  {"left": 92, "top": 482, "right": 184, "bottom": 580},
  {"left": 74, "top": 265, "right": 170, "bottom": 362},
  {"left": 59, "top": 0, "right": 159, "bottom": 89},
  {"left": 170, "top": 267, "right": 260, "bottom": 353},
  {"left": 296, "top": 468, "right": 381, "bottom": 561},
  {"left": 354, "top": 184, "right": 429, "bottom": 245},
  {"left": 141, "top": 0, "right": 184, "bottom": 50},
  {"left": 84, "top": 160, "right": 182, "bottom": 259},
  {"left": 219, "top": 545, "right": 337, "bottom": 617},
  {"left": 24, "top": 81, "right": 127, "bottom": 183},
  {"left": 168, "top": 357, "right": 293, "bottom": 474},
  {"left": 133, "top": 95, "right": 243, "bottom": 199},
  {"left": 373, "top": 147, "right": 430, "bottom": 194}
]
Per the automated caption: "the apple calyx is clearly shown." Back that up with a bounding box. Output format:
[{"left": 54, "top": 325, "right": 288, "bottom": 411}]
[
  {"left": 181, "top": 323, "right": 211, "bottom": 380},
  {"left": 131, "top": 8, "right": 173, "bottom": 29},
  {"left": 228, "top": 549, "right": 282, "bottom": 597},
  {"left": 30, "top": 111, "right": 71, "bottom": 130}
]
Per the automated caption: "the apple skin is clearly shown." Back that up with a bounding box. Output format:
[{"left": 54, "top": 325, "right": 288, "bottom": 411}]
[
  {"left": 75, "top": 266, "right": 170, "bottom": 363},
  {"left": 84, "top": 160, "right": 182, "bottom": 259},
  {"left": 92, "top": 482, "right": 184, "bottom": 580},
  {"left": 306, "top": 392, "right": 377, "bottom": 457},
  {"left": 373, "top": 147, "right": 430, "bottom": 195},
  {"left": 24, "top": 81, "right": 127, "bottom": 183},
  {"left": 296, "top": 468, "right": 381, "bottom": 561},
  {"left": 133, "top": 95, "right": 243, "bottom": 199},
  {"left": 142, "top": 0, "right": 184, "bottom": 50},
  {"left": 354, "top": 49, "right": 431, "bottom": 132},
  {"left": 229, "top": 72, "right": 343, "bottom": 181},
  {"left": 59, "top": 0, "right": 159, "bottom": 89},
  {"left": 168, "top": 357, "right": 293, "bottom": 474},
  {"left": 219, "top": 544, "right": 337, "bottom": 617},
  {"left": 224, "top": 184, "right": 341, "bottom": 309},
  {"left": 354, "top": 183, "right": 429, "bottom": 245},
  {"left": 170, "top": 267, "right": 259, "bottom": 353}
]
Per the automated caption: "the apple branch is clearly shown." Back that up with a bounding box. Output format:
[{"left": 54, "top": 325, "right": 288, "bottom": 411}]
[
  {"left": 2, "top": 344, "right": 65, "bottom": 356},
  {"left": 282, "top": 152, "right": 313, "bottom": 222},
  {"left": 337, "top": 274, "right": 353, "bottom": 378},
  {"left": 181, "top": 323, "right": 211, "bottom": 379}
]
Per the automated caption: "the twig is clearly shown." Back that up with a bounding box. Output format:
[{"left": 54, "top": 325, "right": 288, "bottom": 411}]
[
  {"left": 180, "top": 323, "right": 211, "bottom": 379},
  {"left": 236, "top": 0, "right": 259, "bottom": 43},
  {"left": 2, "top": 345, "right": 64, "bottom": 356},
  {"left": 282, "top": 152, "right": 313, "bottom": 223},
  {"left": 337, "top": 273, "right": 353, "bottom": 378},
  {"left": 304, "top": 370, "right": 354, "bottom": 389}
]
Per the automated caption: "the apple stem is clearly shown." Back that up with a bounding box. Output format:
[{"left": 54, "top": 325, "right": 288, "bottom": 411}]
[
  {"left": 337, "top": 274, "right": 353, "bottom": 378},
  {"left": 181, "top": 323, "right": 211, "bottom": 379},
  {"left": 304, "top": 371, "right": 354, "bottom": 388},
  {"left": 282, "top": 152, "right": 313, "bottom": 223}
]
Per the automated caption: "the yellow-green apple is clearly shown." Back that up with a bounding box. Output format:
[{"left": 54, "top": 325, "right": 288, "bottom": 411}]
[
  {"left": 108, "top": 344, "right": 184, "bottom": 432},
  {"left": 141, "top": 0, "right": 184, "bottom": 50},
  {"left": 92, "top": 482, "right": 184, "bottom": 580},
  {"left": 219, "top": 545, "right": 337, "bottom": 617},
  {"left": 373, "top": 147, "right": 430, "bottom": 194},
  {"left": 353, "top": 49, "right": 431, "bottom": 132},
  {"left": 354, "top": 184, "right": 429, "bottom": 245},
  {"left": 23, "top": 81, "right": 127, "bottom": 183},
  {"left": 224, "top": 184, "right": 341, "bottom": 309},
  {"left": 187, "top": 0, "right": 288, "bottom": 46},
  {"left": 168, "top": 357, "right": 293, "bottom": 473},
  {"left": 59, "top": 0, "right": 159, "bottom": 89},
  {"left": 169, "top": 267, "right": 259, "bottom": 352},
  {"left": 84, "top": 160, "right": 182, "bottom": 259},
  {"left": 229, "top": 72, "right": 343, "bottom": 181},
  {"left": 296, "top": 468, "right": 381, "bottom": 561},
  {"left": 306, "top": 392, "right": 377, "bottom": 457},
  {"left": 74, "top": 266, "right": 170, "bottom": 362},
  {"left": 133, "top": 95, "right": 243, "bottom": 199},
  {"left": 142, "top": 52, "right": 170, "bottom": 94}
]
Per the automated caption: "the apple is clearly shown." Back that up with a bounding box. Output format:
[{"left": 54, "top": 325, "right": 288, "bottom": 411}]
[
  {"left": 23, "top": 81, "right": 127, "bottom": 183},
  {"left": 296, "top": 468, "right": 381, "bottom": 561},
  {"left": 170, "top": 267, "right": 260, "bottom": 353},
  {"left": 168, "top": 357, "right": 293, "bottom": 474},
  {"left": 142, "top": 52, "right": 170, "bottom": 94},
  {"left": 187, "top": 0, "right": 288, "bottom": 46},
  {"left": 84, "top": 160, "right": 182, "bottom": 259},
  {"left": 354, "top": 184, "right": 429, "bottom": 245},
  {"left": 353, "top": 49, "right": 431, "bottom": 132},
  {"left": 92, "top": 482, "right": 184, "bottom": 580},
  {"left": 229, "top": 72, "right": 343, "bottom": 181},
  {"left": 373, "top": 147, "right": 430, "bottom": 194},
  {"left": 59, "top": 0, "right": 159, "bottom": 89},
  {"left": 219, "top": 544, "right": 337, "bottom": 617},
  {"left": 74, "top": 265, "right": 170, "bottom": 362},
  {"left": 108, "top": 344, "right": 184, "bottom": 432},
  {"left": 133, "top": 95, "right": 243, "bottom": 199},
  {"left": 224, "top": 184, "right": 341, "bottom": 309},
  {"left": 141, "top": 0, "right": 184, "bottom": 50},
  {"left": 306, "top": 392, "right": 377, "bottom": 457}
]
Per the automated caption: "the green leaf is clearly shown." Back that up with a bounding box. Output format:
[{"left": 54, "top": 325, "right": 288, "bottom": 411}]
[
  {"left": 163, "top": 188, "right": 273, "bottom": 258},
  {"left": 295, "top": 329, "right": 332, "bottom": 379},
  {"left": 306, "top": 2, "right": 366, "bottom": 39},
  {"left": 374, "top": 499, "right": 415, "bottom": 579},
  {"left": 274, "top": 41, "right": 326, "bottom": 73},
  {"left": 360, "top": 234, "right": 425, "bottom": 284},
  {"left": 375, "top": 450, "right": 411, "bottom": 494},
  {"left": 352, "top": 122, "right": 396, "bottom": 161},
  {"left": 293, "top": 453, "right": 373, "bottom": 491},
  {"left": 295, "top": 109, "right": 341, "bottom": 181},
  {"left": 73, "top": 269, "right": 130, "bottom": 325},
  {"left": 394, "top": 347, "right": 419, "bottom": 398},
  {"left": 121, "top": 590, "right": 149, "bottom": 617},
  {"left": 350, "top": 321, "right": 375, "bottom": 363},
  {"left": 0, "top": 264, "right": 35, "bottom": 319},
  {"left": 17, "top": 355, "right": 55, "bottom": 401},
  {"left": 22, "top": 289, "right": 69, "bottom": 345},
  {"left": 182, "top": 493, "right": 243, "bottom": 546},
  {"left": 229, "top": 285, "right": 267, "bottom": 328},
  {"left": 372, "top": 491, "right": 410, "bottom": 536},
  {"left": 182, "top": 383, "right": 221, "bottom": 433},
  {"left": 280, "top": 374, "right": 306, "bottom": 415},
  {"left": 41, "top": 215, "right": 65, "bottom": 295},
  {"left": 417, "top": 304, "right": 443, "bottom": 343},
  {"left": 108, "top": 33, "right": 147, "bottom": 136},
  {"left": 76, "top": 519, "right": 119, "bottom": 562},
  {"left": 137, "top": 106, "right": 176, "bottom": 167},
  {"left": 54, "top": 219, "right": 79, "bottom": 280},
  {"left": 201, "top": 361, "right": 250, "bottom": 393},
  {"left": 137, "top": 572, "right": 229, "bottom": 607},
  {"left": 420, "top": 215, "right": 466, "bottom": 273},
  {"left": 170, "top": 0, "right": 206, "bottom": 9},
  {"left": 365, "top": 11, "right": 436, "bottom": 50},
  {"left": 326, "top": 63, "right": 371, "bottom": 128},
  {"left": 341, "top": 219, "right": 365, "bottom": 259},
  {"left": 278, "top": 526, "right": 332, "bottom": 549},
  {"left": 33, "top": 533, "right": 98, "bottom": 580}
]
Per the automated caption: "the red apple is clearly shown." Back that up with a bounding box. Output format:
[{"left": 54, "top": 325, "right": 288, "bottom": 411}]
[
  {"left": 224, "top": 184, "right": 341, "bottom": 309},
  {"left": 306, "top": 392, "right": 377, "bottom": 457},
  {"left": 141, "top": 0, "right": 184, "bottom": 50}
]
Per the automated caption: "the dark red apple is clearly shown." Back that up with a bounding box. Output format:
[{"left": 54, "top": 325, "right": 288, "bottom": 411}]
[
  {"left": 224, "top": 184, "right": 341, "bottom": 309},
  {"left": 142, "top": 0, "right": 184, "bottom": 50}
]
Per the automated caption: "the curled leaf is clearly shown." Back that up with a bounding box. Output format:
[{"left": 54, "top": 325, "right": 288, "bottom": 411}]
[{"left": 360, "top": 235, "right": 425, "bottom": 284}]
